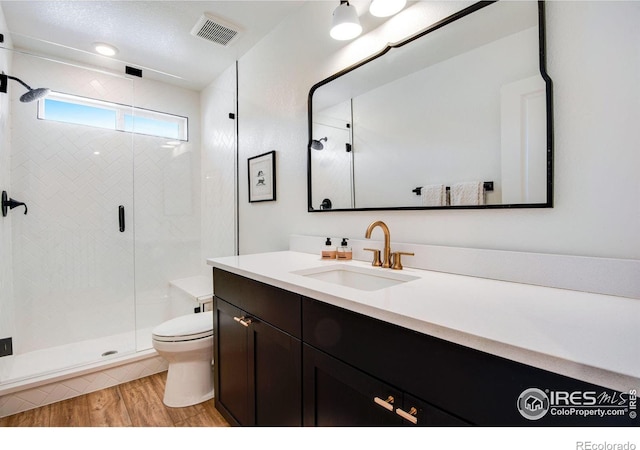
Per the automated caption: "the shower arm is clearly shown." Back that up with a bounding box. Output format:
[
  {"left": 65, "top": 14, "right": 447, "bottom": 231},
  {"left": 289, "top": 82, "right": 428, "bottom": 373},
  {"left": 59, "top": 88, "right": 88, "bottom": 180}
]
[{"left": 4, "top": 75, "right": 33, "bottom": 90}]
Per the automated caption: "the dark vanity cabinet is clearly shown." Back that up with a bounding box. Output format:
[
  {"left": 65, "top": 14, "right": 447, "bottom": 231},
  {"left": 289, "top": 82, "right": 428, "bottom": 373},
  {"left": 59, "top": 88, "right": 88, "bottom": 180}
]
[
  {"left": 302, "top": 344, "right": 466, "bottom": 426},
  {"left": 213, "top": 268, "right": 636, "bottom": 427},
  {"left": 213, "top": 268, "right": 466, "bottom": 426},
  {"left": 301, "top": 297, "right": 637, "bottom": 426},
  {"left": 213, "top": 269, "right": 302, "bottom": 426},
  {"left": 302, "top": 298, "right": 469, "bottom": 426},
  {"left": 302, "top": 343, "right": 404, "bottom": 426}
]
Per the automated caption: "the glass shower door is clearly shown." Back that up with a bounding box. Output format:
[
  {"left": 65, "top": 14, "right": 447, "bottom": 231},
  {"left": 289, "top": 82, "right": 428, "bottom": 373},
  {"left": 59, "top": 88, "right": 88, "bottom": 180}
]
[{"left": 0, "top": 49, "right": 136, "bottom": 385}]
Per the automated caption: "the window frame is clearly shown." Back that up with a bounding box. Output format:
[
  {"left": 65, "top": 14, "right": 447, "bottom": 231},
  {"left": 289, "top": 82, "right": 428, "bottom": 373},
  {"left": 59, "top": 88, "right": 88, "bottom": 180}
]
[{"left": 37, "top": 91, "right": 189, "bottom": 141}]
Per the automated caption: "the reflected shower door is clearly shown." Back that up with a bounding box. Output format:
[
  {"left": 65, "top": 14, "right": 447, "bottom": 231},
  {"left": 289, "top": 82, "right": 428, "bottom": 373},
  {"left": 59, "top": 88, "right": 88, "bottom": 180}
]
[{"left": 0, "top": 49, "right": 136, "bottom": 384}]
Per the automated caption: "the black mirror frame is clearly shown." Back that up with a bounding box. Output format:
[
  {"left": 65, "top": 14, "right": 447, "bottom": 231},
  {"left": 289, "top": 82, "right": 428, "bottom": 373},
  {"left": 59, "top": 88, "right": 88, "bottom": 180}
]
[{"left": 307, "top": 0, "right": 553, "bottom": 212}]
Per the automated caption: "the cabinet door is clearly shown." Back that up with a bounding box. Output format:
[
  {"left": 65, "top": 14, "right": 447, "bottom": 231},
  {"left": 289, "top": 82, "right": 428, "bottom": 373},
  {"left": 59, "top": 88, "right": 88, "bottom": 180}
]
[
  {"left": 215, "top": 297, "right": 302, "bottom": 426},
  {"left": 215, "top": 298, "right": 250, "bottom": 426},
  {"left": 250, "top": 318, "right": 302, "bottom": 426},
  {"left": 303, "top": 344, "right": 402, "bottom": 426}
]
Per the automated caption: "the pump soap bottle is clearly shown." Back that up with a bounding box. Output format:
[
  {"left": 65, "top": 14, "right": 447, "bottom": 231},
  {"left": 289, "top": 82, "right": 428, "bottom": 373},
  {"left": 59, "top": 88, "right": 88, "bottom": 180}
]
[
  {"left": 337, "top": 238, "right": 352, "bottom": 260},
  {"left": 322, "top": 237, "right": 337, "bottom": 259}
]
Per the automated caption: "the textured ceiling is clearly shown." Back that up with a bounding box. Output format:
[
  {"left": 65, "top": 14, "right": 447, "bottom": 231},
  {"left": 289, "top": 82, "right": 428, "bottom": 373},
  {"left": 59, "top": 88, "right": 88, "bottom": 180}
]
[{"left": 0, "top": 1, "right": 307, "bottom": 91}]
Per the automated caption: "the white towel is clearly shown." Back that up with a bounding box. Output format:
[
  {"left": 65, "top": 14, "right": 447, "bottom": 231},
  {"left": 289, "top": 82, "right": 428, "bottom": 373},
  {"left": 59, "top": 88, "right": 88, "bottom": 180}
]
[
  {"left": 451, "top": 181, "right": 484, "bottom": 206},
  {"left": 421, "top": 184, "right": 446, "bottom": 206}
]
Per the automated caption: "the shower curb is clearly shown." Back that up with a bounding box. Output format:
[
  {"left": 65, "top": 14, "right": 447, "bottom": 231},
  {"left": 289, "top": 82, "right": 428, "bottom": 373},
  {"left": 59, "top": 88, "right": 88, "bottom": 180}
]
[{"left": 0, "top": 350, "right": 168, "bottom": 418}]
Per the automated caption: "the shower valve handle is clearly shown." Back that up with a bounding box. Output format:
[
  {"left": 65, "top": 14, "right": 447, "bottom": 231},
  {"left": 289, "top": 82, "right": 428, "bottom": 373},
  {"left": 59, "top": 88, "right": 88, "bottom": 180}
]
[{"left": 2, "top": 191, "right": 28, "bottom": 217}]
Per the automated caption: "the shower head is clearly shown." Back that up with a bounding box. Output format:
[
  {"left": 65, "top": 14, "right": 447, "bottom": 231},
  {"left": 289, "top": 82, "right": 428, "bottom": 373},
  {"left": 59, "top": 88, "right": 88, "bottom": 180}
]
[
  {"left": 0, "top": 74, "right": 51, "bottom": 103},
  {"left": 311, "top": 137, "right": 327, "bottom": 150},
  {"left": 20, "top": 87, "right": 51, "bottom": 103}
]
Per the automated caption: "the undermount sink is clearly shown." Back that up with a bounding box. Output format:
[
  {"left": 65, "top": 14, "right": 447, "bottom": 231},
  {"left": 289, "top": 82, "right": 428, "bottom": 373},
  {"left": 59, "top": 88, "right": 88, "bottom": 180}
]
[{"left": 292, "top": 264, "right": 419, "bottom": 291}]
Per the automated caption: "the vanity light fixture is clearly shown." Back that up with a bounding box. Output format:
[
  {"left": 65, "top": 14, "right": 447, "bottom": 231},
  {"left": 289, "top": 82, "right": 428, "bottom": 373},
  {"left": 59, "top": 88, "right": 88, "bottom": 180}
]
[
  {"left": 330, "top": 1, "right": 362, "bottom": 41},
  {"left": 93, "top": 42, "right": 118, "bottom": 57},
  {"left": 369, "top": 0, "right": 406, "bottom": 17}
]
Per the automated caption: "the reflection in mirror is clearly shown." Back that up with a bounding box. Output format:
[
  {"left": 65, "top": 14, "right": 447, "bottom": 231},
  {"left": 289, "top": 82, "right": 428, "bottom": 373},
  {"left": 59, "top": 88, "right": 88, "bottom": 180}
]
[{"left": 308, "top": 1, "right": 553, "bottom": 211}]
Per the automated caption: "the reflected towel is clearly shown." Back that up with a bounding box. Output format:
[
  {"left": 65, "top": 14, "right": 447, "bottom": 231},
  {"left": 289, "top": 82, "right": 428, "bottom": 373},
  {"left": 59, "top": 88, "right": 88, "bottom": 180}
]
[
  {"left": 451, "top": 181, "right": 484, "bottom": 206},
  {"left": 421, "top": 184, "right": 446, "bottom": 206}
]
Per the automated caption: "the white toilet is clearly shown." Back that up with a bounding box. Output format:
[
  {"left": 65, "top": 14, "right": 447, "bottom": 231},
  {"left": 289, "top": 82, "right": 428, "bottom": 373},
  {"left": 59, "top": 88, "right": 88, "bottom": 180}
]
[{"left": 152, "top": 311, "right": 214, "bottom": 408}]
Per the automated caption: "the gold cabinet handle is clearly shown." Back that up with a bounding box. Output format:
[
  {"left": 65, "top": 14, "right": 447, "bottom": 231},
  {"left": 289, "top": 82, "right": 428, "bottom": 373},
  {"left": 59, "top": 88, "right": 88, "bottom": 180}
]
[
  {"left": 233, "top": 316, "right": 252, "bottom": 327},
  {"left": 396, "top": 406, "right": 418, "bottom": 424},
  {"left": 363, "top": 248, "right": 382, "bottom": 267},
  {"left": 373, "top": 395, "right": 395, "bottom": 411},
  {"left": 391, "top": 251, "right": 414, "bottom": 270}
]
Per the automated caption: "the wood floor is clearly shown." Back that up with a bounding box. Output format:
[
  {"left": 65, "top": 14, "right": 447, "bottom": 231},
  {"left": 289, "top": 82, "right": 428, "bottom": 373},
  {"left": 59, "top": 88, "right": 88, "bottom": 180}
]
[{"left": 0, "top": 371, "right": 229, "bottom": 427}]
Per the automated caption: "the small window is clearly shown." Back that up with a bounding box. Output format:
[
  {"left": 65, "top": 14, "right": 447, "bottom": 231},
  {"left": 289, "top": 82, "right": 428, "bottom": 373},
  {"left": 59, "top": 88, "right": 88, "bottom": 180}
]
[
  {"left": 43, "top": 99, "right": 117, "bottom": 130},
  {"left": 124, "top": 114, "right": 182, "bottom": 140},
  {"left": 38, "top": 92, "right": 188, "bottom": 141}
]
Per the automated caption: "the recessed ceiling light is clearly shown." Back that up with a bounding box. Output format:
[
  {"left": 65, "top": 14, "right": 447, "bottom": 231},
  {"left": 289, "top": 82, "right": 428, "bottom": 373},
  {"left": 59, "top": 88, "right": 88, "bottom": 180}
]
[{"left": 93, "top": 42, "right": 118, "bottom": 57}]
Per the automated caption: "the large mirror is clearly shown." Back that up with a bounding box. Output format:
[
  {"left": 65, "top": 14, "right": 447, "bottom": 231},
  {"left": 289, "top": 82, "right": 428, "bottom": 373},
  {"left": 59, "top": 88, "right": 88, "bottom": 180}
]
[{"left": 308, "top": 0, "right": 553, "bottom": 211}]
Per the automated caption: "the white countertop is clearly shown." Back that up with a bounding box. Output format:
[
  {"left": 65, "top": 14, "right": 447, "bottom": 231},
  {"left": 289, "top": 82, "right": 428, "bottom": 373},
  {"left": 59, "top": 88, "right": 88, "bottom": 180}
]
[{"left": 207, "top": 251, "right": 640, "bottom": 392}]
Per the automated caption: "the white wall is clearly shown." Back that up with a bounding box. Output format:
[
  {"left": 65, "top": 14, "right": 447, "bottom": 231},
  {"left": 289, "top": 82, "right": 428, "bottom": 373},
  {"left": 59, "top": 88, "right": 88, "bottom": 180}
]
[
  {"left": 236, "top": 1, "right": 640, "bottom": 260},
  {"left": 201, "top": 63, "right": 238, "bottom": 262}
]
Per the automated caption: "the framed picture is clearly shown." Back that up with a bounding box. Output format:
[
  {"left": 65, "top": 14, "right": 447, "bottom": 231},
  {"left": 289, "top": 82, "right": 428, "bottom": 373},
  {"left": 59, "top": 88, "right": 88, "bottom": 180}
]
[{"left": 248, "top": 150, "right": 276, "bottom": 203}]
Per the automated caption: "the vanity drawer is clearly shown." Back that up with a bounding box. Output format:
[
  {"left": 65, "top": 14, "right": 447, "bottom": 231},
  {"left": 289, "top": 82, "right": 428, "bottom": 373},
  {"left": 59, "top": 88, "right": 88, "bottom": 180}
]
[{"left": 214, "top": 268, "right": 301, "bottom": 338}]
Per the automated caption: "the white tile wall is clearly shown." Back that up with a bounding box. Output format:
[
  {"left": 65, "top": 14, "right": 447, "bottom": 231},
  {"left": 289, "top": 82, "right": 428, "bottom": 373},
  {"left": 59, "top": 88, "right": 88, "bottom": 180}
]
[
  {"left": 10, "top": 54, "right": 137, "bottom": 355},
  {"left": 1, "top": 49, "right": 202, "bottom": 382}
]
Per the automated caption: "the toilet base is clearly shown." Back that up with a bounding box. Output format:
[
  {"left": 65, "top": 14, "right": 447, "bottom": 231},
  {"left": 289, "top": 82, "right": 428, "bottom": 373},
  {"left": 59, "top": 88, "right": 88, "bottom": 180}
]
[{"left": 163, "top": 357, "right": 215, "bottom": 408}]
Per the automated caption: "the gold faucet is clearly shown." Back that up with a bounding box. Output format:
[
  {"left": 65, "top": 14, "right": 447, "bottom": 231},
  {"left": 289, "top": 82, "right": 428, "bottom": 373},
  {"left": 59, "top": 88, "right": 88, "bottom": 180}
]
[{"left": 365, "top": 220, "right": 392, "bottom": 268}]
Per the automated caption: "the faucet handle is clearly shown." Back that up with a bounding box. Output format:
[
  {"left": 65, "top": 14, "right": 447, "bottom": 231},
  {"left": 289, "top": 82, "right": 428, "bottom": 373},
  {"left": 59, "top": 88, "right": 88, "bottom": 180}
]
[
  {"left": 363, "top": 248, "right": 382, "bottom": 267},
  {"left": 391, "top": 251, "right": 414, "bottom": 270}
]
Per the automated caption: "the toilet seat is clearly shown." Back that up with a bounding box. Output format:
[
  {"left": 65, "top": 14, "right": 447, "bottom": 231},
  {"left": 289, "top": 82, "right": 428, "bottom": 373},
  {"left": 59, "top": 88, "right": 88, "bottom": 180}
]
[{"left": 152, "top": 311, "right": 213, "bottom": 342}]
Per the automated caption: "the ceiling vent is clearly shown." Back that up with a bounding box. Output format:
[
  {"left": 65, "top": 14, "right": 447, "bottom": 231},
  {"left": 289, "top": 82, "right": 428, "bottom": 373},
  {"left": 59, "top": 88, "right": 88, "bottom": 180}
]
[{"left": 190, "top": 13, "right": 242, "bottom": 47}]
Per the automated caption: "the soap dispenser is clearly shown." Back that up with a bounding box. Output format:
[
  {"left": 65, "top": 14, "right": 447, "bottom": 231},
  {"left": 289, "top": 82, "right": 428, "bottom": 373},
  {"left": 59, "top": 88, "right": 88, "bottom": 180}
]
[
  {"left": 337, "top": 238, "right": 352, "bottom": 260},
  {"left": 322, "top": 237, "right": 337, "bottom": 259}
]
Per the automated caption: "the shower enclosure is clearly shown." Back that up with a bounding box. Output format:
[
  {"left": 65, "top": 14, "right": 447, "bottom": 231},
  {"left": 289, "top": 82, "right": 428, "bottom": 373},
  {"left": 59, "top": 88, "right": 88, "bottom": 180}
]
[{"left": 0, "top": 48, "right": 203, "bottom": 387}]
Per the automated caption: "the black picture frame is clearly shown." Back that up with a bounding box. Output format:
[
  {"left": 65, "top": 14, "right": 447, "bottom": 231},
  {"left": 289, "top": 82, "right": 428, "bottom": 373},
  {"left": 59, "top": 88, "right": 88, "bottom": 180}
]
[{"left": 248, "top": 150, "right": 276, "bottom": 203}]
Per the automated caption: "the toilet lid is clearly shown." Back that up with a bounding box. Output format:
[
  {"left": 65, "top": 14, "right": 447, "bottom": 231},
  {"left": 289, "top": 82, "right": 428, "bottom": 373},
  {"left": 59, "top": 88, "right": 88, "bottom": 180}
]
[{"left": 152, "top": 311, "right": 213, "bottom": 342}]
